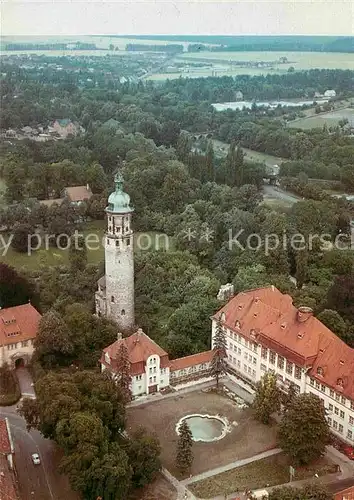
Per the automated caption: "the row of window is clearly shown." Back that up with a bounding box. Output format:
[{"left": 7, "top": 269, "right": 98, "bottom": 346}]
[
  {"left": 327, "top": 418, "right": 353, "bottom": 440},
  {"left": 7, "top": 340, "right": 29, "bottom": 350},
  {"left": 310, "top": 378, "right": 354, "bottom": 409},
  {"left": 228, "top": 355, "right": 256, "bottom": 379},
  {"left": 108, "top": 225, "right": 129, "bottom": 234},
  {"left": 171, "top": 363, "right": 208, "bottom": 377},
  {"left": 227, "top": 342, "right": 257, "bottom": 365},
  {"left": 107, "top": 238, "right": 131, "bottom": 246},
  {"left": 226, "top": 329, "right": 258, "bottom": 352},
  {"left": 260, "top": 348, "right": 302, "bottom": 379}
]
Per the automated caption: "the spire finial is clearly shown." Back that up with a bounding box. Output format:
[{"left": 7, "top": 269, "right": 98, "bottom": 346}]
[{"left": 114, "top": 170, "right": 124, "bottom": 192}]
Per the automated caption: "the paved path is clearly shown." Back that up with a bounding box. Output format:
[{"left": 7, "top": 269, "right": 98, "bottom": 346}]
[
  {"left": 16, "top": 367, "right": 36, "bottom": 398},
  {"left": 181, "top": 448, "right": 282, "bottom": 486},
  {"left": 263, "top": 185, "right": 301, "bottom": 205}
]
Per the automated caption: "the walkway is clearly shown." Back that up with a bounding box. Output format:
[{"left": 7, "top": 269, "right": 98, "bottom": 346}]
[
  {"left": 16, "top": 367, "right": 36, "bottom": 398},
  {"left": 181, "top": 448, "right": 282, "bottom": 486}
]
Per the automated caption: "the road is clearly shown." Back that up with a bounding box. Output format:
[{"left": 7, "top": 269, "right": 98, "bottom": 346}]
[
  {"left": 0, "top": 368, "right": 79, "bottom": 500},
  {"left": 263, "top": 184, "right": 301, "bottom": 205}
]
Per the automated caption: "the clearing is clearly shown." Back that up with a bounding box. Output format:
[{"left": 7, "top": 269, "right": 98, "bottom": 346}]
[
  {"left": 127, "top": 390, "right": 277, "bottom": 479},
  {"left": 190, "top": 452, "right": 337, "bottom": 498},
  {"left": 288, "top": 107, "right": 354, "bottom": 130},
  {"left": 212, "top": 139, "right": 285, "bottom": 167}
]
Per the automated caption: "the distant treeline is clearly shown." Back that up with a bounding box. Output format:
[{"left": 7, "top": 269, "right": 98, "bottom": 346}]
[
  {"left": 121, "top": 35, "right": 354, "bottom": 53},
  {"left": 4, "top": 42, "right": 97, "bottom": 51},
  {"left": 125, "top": 44, "right": 184, "bottom": 53}
]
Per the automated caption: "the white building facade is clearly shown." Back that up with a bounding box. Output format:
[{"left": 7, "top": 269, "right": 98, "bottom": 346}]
[
  {"left": 95, "top": 172, "right": 135, "bottom": 331},
  {"left": 212, "top": 286, "right": 354, "bottom": 446}
]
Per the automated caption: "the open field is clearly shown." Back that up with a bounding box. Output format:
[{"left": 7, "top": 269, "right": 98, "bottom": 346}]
[
  {"left": 127, "top": 390, "right": 277, "bottom": 478},
  {"left": 146, "top": 67, "right": 289, "bottom": 81},
  {"left": 212, "top": 139, "right": 285, "bottom": 167},
  {"left": 288, "top": 107, "right": 354, "bottom": 130},
  {"left": 0, "top": 221, "right": 173, "bottom": 270},
  {"left": 190, "top": 453, "right": 337, "bottom": 498},
  {"left": 176, "top": 51, "right": 354, "bottom": 70}
]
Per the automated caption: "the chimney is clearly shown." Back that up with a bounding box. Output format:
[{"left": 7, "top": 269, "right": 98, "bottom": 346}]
[
  {"left": 117, "top": 332, "right": 122, "bottom": 341},
  {"left": 137, "top": 328, "right": 143, "bottom": 336},
  {"left": 297, "top": 306, "right": 313, "bottom": 323}
]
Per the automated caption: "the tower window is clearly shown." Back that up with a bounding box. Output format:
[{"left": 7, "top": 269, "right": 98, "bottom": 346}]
[
  {"left": 109, "top": 226, "right": 112, "bottom": 232},
  {"left": 107, "top": 239, "right": 110, "bottom": 245},
  {"left": 111, "top": 296, "right": 115, "bottom": 303},
  {"left": 121, "top": 309, "right": 125, "bottom": 315},
  {"left": 125, "top": 227, "right": 129, "bottom": 232},
  {"left": 127, "top": 238, "right": 131, "bottom": 246},
  {"left": 116, "top": 240, "right": 119, "bottom": 247}
]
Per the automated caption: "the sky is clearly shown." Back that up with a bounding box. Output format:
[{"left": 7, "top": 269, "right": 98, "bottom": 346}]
[{"left": 2, "top": 0, "right": 354, "bottom": 37}]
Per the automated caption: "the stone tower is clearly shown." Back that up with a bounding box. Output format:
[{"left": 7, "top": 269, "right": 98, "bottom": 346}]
[{"left": 95, "top": 172, "right": 135, "bottom": 330}]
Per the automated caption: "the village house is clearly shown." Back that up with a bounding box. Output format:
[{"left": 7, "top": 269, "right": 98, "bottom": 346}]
[
  {"left": 101, "top": 329, "right": 213, "bottom": 397},
  {"left": 0, "top": 418, "right": 18, "bottom": 499},
  {"left": 235, "top": 90, "right": 244, "bottom": 100},
  {"left": 212, "top": 286, "right": 354, "bottom": 446},
  {"left": 324, "top": 89, "right": 337, "bottom": 98},
  {"left": 333, "top": 486, "right": 354, "bottom": 500},
  {"left": 63, "top": 184, "right": 92, "bottom": 204},
  {"left": 0, "top": 303, "right": 41, "bottom": 369},
  {"left": 51, "top": 119, "right": 84, "bottom": 138}
]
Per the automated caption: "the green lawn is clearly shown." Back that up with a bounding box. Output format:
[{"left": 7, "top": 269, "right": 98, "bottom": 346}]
[
  {"left": 189, "top": 453, "right": 337, "bottom": 499},
  {"left": 0, "top": 220, "right": 173, "bottom": 270},
  {"left": 288, "top": 108, "right": 354, "bottom": 130},
  {"left": 212, "top": 139, "right": 285, "bottom": 167}
]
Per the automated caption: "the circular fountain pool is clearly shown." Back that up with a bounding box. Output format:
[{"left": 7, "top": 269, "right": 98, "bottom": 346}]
[{"left": 176, "top": 414, "right": 228, "bottom": 442}]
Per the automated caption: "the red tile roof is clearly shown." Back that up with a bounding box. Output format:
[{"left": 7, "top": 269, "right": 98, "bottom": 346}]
[
  {"left": 101, "top": 329, "right": 170, "bottom": 376},
  {"left": 333, "top": 486, "right": 354, "bottom": 500},
  {"left": 0, "top": 304, "right": 41, "bottom": 347},
  {"left": 0, "top": 455, "right": 19, "bottom": 500},
  {"left": 0, "top": 419, "right": 11, "bottom": 455},
  {"left": 65, "top": 185, "right": 92, "bottom": 202},
  {"left": 215, "top": 286, "right": 354, "bottom": 401},
  {"left": 170, "top": 351, "right": 213, "bottom": 372}
]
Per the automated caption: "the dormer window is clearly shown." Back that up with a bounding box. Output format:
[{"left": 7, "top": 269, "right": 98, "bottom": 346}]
[
  {"left": 297, "top": 332, "right": 304, "bottom": 339},
  {"left": 337, "top": 378, "right": 344, "bottom": 387},
  {"left": 281, "top": 323, "right": 286, "bottom": 329},
  {"left": 220, "top": 312, "right": 226, "bottom": 322},
  {"left": 317, "top": 367, "right": 324, "bottom": 376},
  {"left": 235, "top": 320, "right": 241, "bottom": 329},
  {"left": 339, "top": 360, "right": 344, "bottom": 366},
  {"left": 105, "top": 352, "right": 110, "bottom": 364}
]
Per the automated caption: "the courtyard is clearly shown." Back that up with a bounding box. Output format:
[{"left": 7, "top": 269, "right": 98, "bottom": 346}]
[{"left": 127, "top": 389, "right": 278, "bottom": 478}]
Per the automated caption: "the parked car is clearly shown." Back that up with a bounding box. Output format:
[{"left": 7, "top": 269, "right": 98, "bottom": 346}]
[
  {"left": 31, "top": 453, "right": 41, "bottom": 465},
  {"left": 343, "top": 445, "right": 354, "bottom": 460}
]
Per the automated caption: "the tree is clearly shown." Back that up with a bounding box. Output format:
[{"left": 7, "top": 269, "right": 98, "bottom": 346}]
[
  {"left": 269, "top": 484, "right": 331, "bottom": 500},
  {"left": 68, "top": 235, "right": 87, "bottom": 272},
  {"left": 205, "top": 140, "right": 215, "bottom": 182},
  {"left": 317, "top": 309, "right": 346, "bottom": 337},
  {"left": 11, "top": 223, "right": 34, "bottom": 253},
  {"left": 295, "top": 249, "right": 308, "bottom": 289},
  {"left": 114, "top": 342, "right": 132, "bottom": 403},
  {"left": 326, "top": 274, "right": 354, "bottom": 322},
  {"left": 127, "top": 427, "right": 161, "bottom": 488},
  {"left": 176, "top": 420, "right": 193, "bottom": 474},
  {"left": 253, "top": 372, "right": 281, "bottom": 425},
  {"left": 34, "top": 310, "right": 74, "bottom": 368},
  {"left": 281, "top": 382, "right": 297, "bottom": 413},
  {"left": 210, "top": 317, "right": 227, "bottom": 388},
  {"left": 278, "top": 393, "right": 330, "bottom": 465},
  {"left": 0, "top": 263, "right": 39, "bottom": 309}
]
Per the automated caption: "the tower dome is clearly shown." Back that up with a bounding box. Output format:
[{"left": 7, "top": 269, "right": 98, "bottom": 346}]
[{"left": 106, "top": 172, "right": 133, "bottom": 214}]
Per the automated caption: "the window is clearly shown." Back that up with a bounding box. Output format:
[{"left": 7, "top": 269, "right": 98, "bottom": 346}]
[
  {"left": 277, "top": 374, "right": 284, "bottom": 382},
  {"left": 339, "top": 424, "right": 344, "bottom": 434},
  {"left": 244, "top": 352, "right": 248, "bottom": 360},
  {"left": 341, "top": 396, "right": 346, "bottom": 405},
  {"left": 248, "top": 366, "right": 252, "bottom": 374},
  {"left": 261, "top": 364, "right": 266, "bottom": 371},
  {"left": 337, "top": 378, "right": 344, "bottom": 388},
  {"left": 294, "top": 366, "right": 301, "bottom": 380},
  {"left": 286, "top": 361, "right": 293, "bottom": 376},
  {"left": 121, "top": 309, "right": 125, "bottom": 315},
  {"left": 116, "top": 240, "right": 119, "bottom": 247},
  {"left": 333, "top": 420, "right": 338, "bottom": 430},
  {"left": 277, "top": 356, "right": 284, "bottom": 370},
  {"left": 261, "top": 347, "right": 268, "bottom": 359},
  {"left": 149, "top": 377, "right": 152, "bottom": 383},
  {"left": 321, "top": 384, "right": 326, "bottom": 393},
  {"left": 351, "top": 401, "right": 354, "bottom": 411},
  {"left": 253, "top": 357, "right": 257, "bottom": 365},
  {"left": 335, "top": 393, "right": 340, "bottom": 402},
  {"left": 330, "top": 390, "right": 335, "bottom": 398},
  {"left": 349, "top": 416, "right": 354, "bottom": 425},
  {"left": 316, "top": 381, "right": 321, "bottom": 390},
  {"left": 252, "top": 370, "right": 256, "bottom": 378},
  {"left": 327, "top": 418, "right": 332, "bottom": 426},
  {"left": 111, "top": 296, "right": 115, "bottom": 302},
  {"left": 294, "top": 384, "right": 300, "bottom": 394},
  {"left": 348, "top": 430, "right": 353, "bottom": 440},
  {"left": 310, "top": 378, "right": 314, "bottom": 387},
  {"left": 317, "top": 366, "right": 324, "bottom": 376},
  {"left": 149, "top": 367, "right": 152, "bottom": 374},
  {"left": 340, "top": 410, "right": 345, "bottom": 419},
  {"left": 335, "top": 407, "right": 339, "bottom": 415},
  {"left": 329, "top": 404, "right": 333, "bottom": 412},
  {"left": 153, "top": 376, "right": 157, "bottom": 382},
  {"left": 136, "top": 375, "right": 142, "bottom": 380},
  {"left": 238, "top": 348, "right": 241, "bottom": 355},
  {"left": 21, "top": 340, "right": 28, "bottom": 347},
  {"left": 107, "top": 238, "right": 110, "bottom": 245},
  {"left": 243, "top": 364, "right": 247, "bottom": 372},
  {"left": 269, "top": 351, "right": 276, "bottom": 364},
  {"left": 237, "top": 360, "right": 241, "bottom": 369},
  {"left": 127, "top": 238, "right": 131, "bottom": 246}
]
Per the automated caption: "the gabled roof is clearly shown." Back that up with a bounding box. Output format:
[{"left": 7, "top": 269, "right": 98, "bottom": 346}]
[
  {"left": 0, "top": 303, "right": 41, "bottom": 347},
  {"left": 170, "top": 350, "right": 213, "bottom": 372},
  {"left": 215, "top": 286, "right": 354, "bottom": 401},
  {"left": 102, "top": 329, "right": 170, "bottom": 375},
  {"left": 0, "top": 419, "right": 11, "bottom": 455},
  {"left": 64, "top": 185, "right": 92, "bottom": 202}
]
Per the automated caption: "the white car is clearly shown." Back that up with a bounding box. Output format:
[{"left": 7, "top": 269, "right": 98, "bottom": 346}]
[{"left": 31, "top": 453, "right": 41, "bottom": 465}]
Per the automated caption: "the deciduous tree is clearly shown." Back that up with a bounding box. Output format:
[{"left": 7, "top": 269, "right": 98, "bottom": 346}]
[{"left": 253, "top": 372, "right": 281, "bottom": 425}]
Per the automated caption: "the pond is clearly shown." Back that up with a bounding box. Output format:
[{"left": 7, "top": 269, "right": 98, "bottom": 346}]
[{"left": 176, "top": 414, "right": 228, "bottom": 442}]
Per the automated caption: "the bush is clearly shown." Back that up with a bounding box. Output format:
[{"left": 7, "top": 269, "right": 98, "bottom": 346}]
[{"left": 0, "top": 368, "right": 21, "bottom": 406}]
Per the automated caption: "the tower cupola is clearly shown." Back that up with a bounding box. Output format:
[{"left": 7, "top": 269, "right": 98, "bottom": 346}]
[{"left": 106, "top": 172, "right": 133, "bottom": 214}]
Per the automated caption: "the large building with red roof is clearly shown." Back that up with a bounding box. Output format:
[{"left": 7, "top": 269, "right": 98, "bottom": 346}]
[
  {"left": 212, "top": 285, "right": 354, "bottom": 446},
  {"left": 0, "top": 303, "right": 41, "bottom": 368}
]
